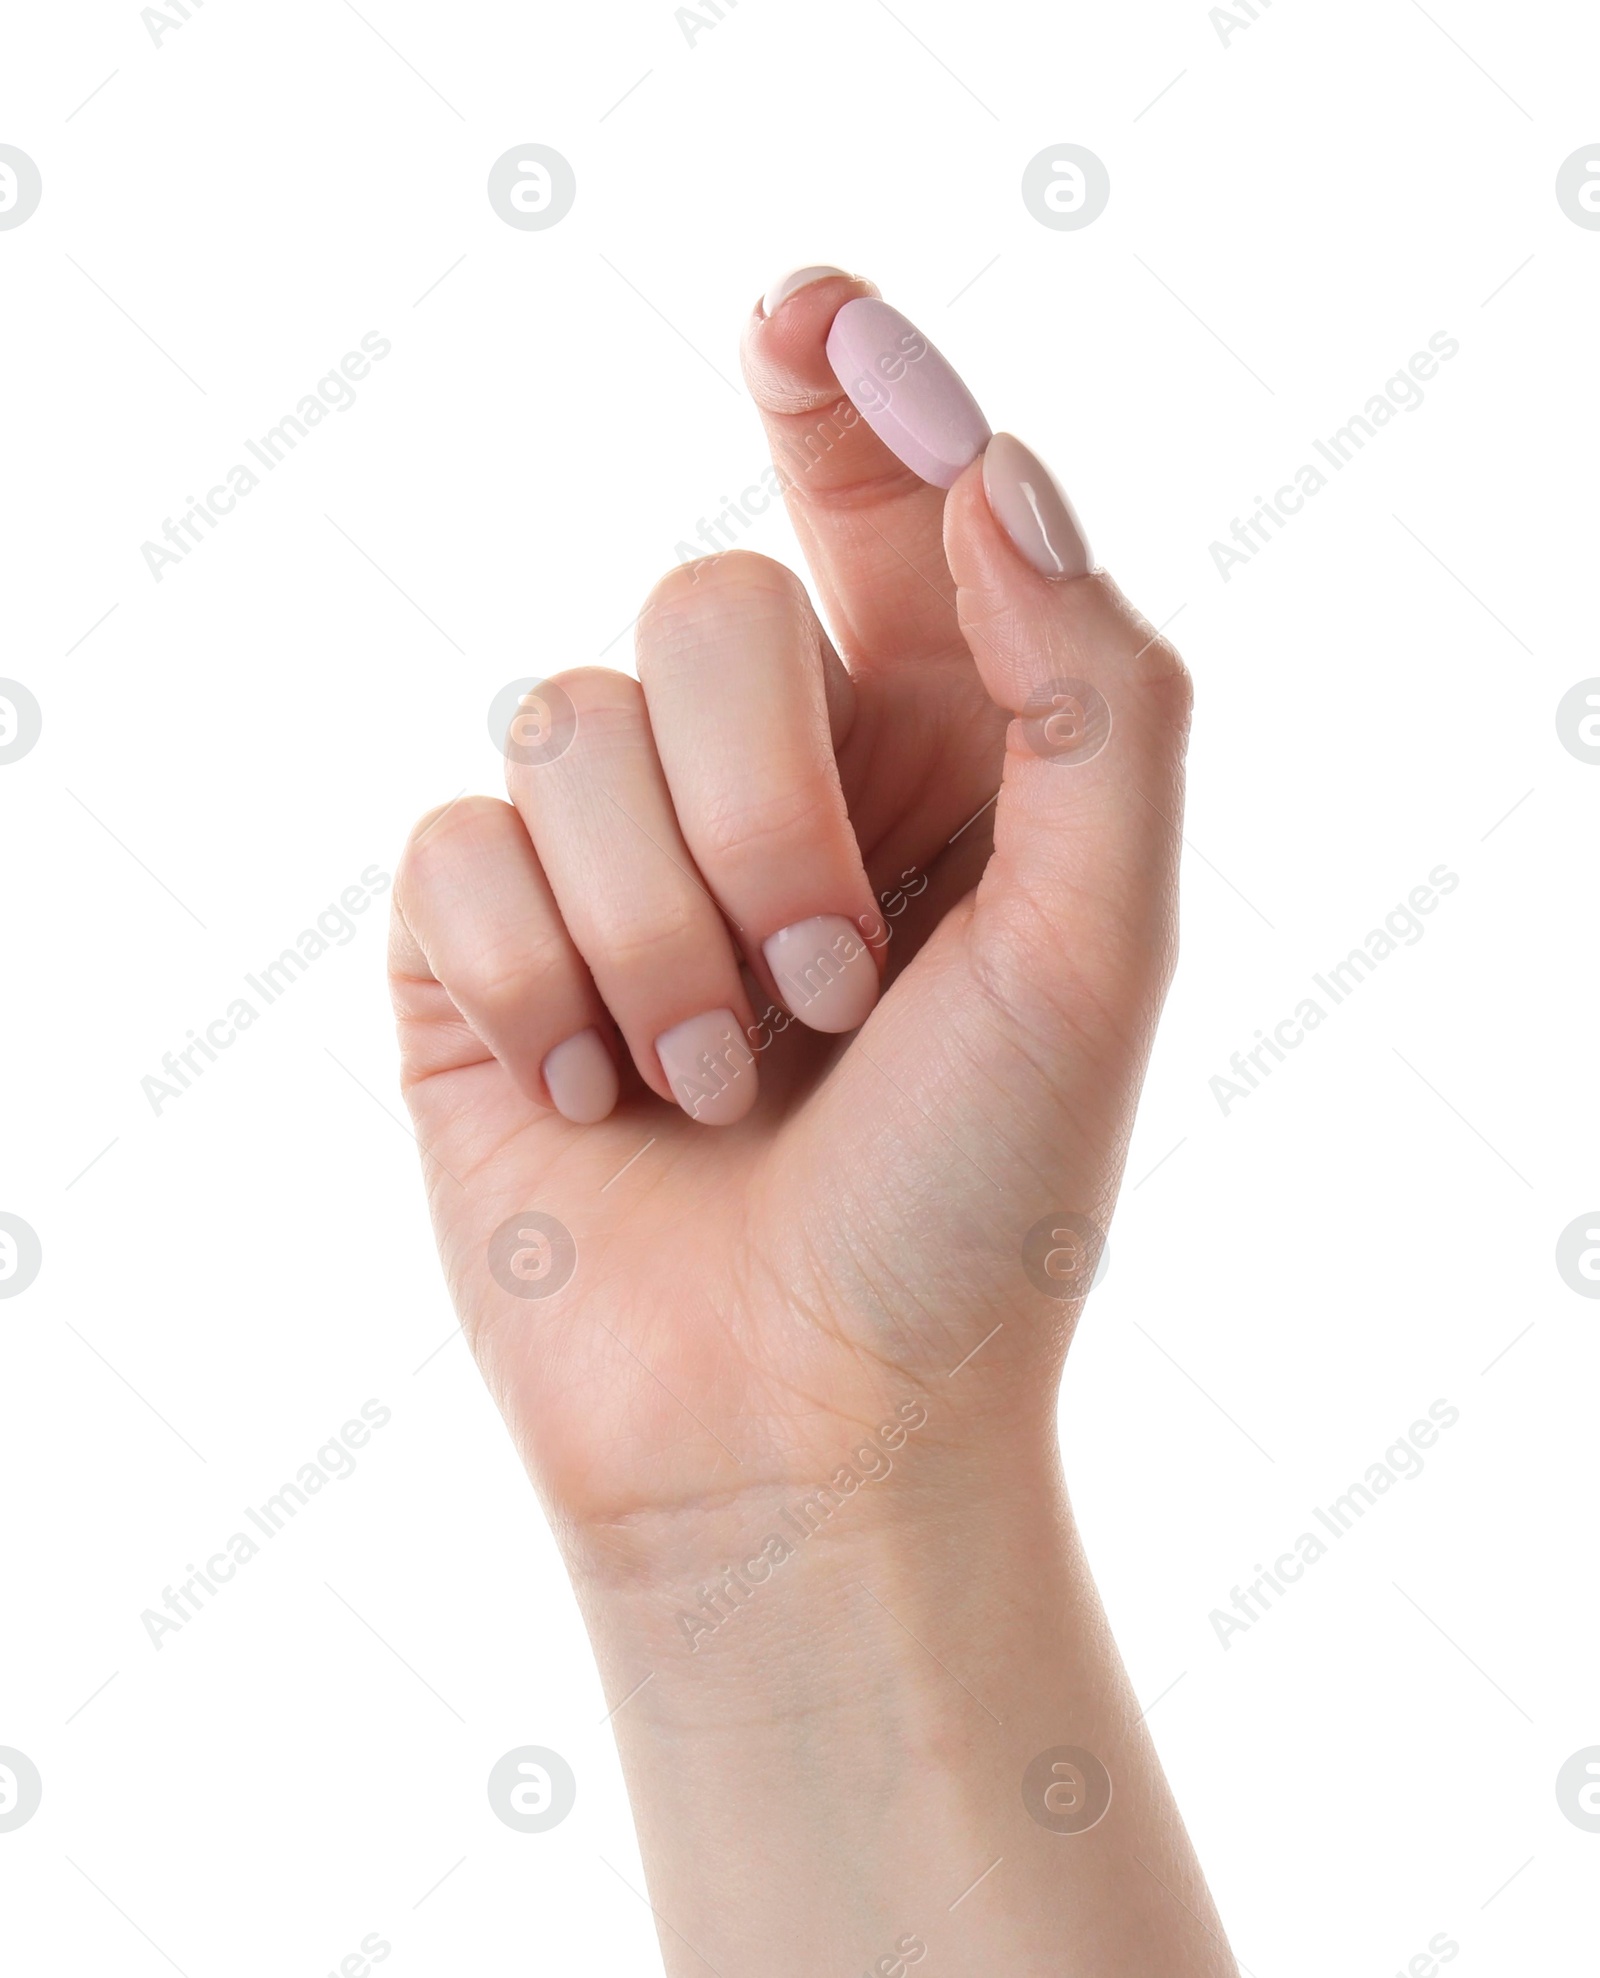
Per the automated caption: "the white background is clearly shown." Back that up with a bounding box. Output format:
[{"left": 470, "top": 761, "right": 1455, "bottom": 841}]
[{"left": 3, "top": 1, "right": 1597, "bottom": 1972}]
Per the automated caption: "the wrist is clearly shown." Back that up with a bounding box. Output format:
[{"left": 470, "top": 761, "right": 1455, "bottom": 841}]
[
  {"left": 555, "top": 1398, "right": 1235, "bottom": 1976},
  {"left": 559, "top": 1433, "right": 1238, "bottom": 1977},
  {"left": 564, "top": 1421, "right": 1074, "bottom": 1715}
]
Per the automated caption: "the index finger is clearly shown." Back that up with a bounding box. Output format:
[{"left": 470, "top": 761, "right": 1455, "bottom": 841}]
[{"left": 741, "top": 268, "right": 985, "bottom": 677}]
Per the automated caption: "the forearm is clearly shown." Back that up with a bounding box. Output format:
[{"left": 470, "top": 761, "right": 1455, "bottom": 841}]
[{"left": 569, "top": 1435, "right": 1237, "bottom": 1977}]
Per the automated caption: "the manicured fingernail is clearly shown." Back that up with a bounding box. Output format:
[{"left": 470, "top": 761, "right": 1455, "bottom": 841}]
[
  {"left": 824, "top": 297, "right": 991, "bottom": 489},
  {"left": 542, "top": 1029, "right": 618, "bottom": 1125},
  {"left": 655, "top": 1009, "right": 757, "bottom": 1126},
  {"left": 762, "top": 265, "right": 851, "bottom": 316},
  {"left": 982, "top": 432, "right": 1093, "bottom": 580},
  {"left": 764, "top": 916, "right": 878, "bottom": 1034}
]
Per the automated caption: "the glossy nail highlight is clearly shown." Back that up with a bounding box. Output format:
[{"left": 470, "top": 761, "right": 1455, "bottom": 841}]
[
  {"left": 655, "top": 1009, "right": 757, "bottom": 1126},
  {"left": 542, "top": 1030, "right": 618, "bottom": 1125},
  {"left": 764, "top": 916, "right": 878, "bottom": 1034},
  {"left": 982, "top": 433, "right": 1092, "bottom": 580},
  {"left": 824, "top": 298, "right": 991, "bottom": 489},
  {"left": 762, "top": 265, "right": 850, "bottom": 316}
]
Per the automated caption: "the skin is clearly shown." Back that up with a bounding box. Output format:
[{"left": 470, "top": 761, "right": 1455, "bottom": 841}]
[{"left": 388, "top": 272, "right": 1237, "bottom": 1975}]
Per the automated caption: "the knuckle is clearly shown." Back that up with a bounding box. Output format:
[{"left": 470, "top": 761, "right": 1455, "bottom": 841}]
[
  {"left": 1145, "top": 643, "right": 1194, "bottom": 736},
  {"left": 503, "top": 671, "right": 644, "bottom": 793},
  {"left": 398, "top": 794, "right": 516, "bottom": 890},
  {"left": 1142, "top": 635, "right": 1193, "bottom": 700},
  {"left": 541, "top": 665, "right": 643, "bottom": 722},
  {"left": 649, "top": 548, "right": 804, "bottom": 611},
  {"left": 587, "top": 897, "right": 703, "bottom": 976},
  {"left": 638, "top": 552, "right": 811, "bottom": 662},
  {"left": 1122, "top": 619, "right": 1194, "bottom": 716},
  {"left": 549, "top": 668, "right": 644, "bottom": 756},
  {"left": 458, "top": 931, "right": 570, "bottom": 1013},
  {"left": 406, "top": 791, "right": 505, "bottom": 846},
  {"left": 693, "top": 777, "right": 837, "bottom": 871}
]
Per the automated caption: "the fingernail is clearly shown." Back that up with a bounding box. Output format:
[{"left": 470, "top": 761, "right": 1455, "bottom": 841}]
[
  {"left": 762, "top": 264, "right": 851, "bottom": 316},
  {"left": 982, "top": 432, "right": 1092, "bottom": 580},
  {"left": 824, "top": 297, "right": 991, "bottom": 489},
  {"left": 655, "top": 1009, "right": 758, "bottom": 1126},
  {"left": 542, "top": 1029, "right": 618, "bottom": 1125},
  {"left": 764, "top": 916, "right": 878, "bottom": 1034}
]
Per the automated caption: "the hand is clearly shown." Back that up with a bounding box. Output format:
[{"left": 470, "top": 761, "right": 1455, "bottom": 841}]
[
  {"left": 388, "top": 270, "right": 1189, "bottom": 1535},
  {"left": 388, "top": 270, "right": 1229, "bottom": 1976}
]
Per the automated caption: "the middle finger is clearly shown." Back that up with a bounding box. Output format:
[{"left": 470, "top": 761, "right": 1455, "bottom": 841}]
[{"left": 636, "top": 552, "right": 883, "bottom": 1037}]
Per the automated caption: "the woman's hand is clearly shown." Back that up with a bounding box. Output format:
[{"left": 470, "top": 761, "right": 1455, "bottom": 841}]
[
  {"left": 390, "top": 269, "right": 1187, "bottom": 1528},
  {"left": 388, "top": 270, "right": 1231, "bottom": 1976}
]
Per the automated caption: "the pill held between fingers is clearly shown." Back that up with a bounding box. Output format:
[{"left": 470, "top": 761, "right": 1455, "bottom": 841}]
[{"left": 824, "top": 297, "right": 991, "bottom": 489}]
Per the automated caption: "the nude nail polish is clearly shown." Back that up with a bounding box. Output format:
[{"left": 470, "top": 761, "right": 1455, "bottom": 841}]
[
  {"left": 764, "top": 916, "right": 878, "bottom": 1034},
  {"left": 542, "top": 1029, "right": 618, "bottom": 1125},
  {"left": 762, "top": 265, "right": 851, "bottom": 316},
  {"left": 655, "top": 1009, "right": 757, "bottom": 1126},
  {"left": 982, "top": 432, "right": 1092, "bottom": 580},
  {"left": 824, "top": 297, "right": 991, "bottom": 488}
]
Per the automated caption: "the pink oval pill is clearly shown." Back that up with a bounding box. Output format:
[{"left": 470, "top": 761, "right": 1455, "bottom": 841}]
[{"left": 824, "top": 297, "right": 992, "bottom": 489}]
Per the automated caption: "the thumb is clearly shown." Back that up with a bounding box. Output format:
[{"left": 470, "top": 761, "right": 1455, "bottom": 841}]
[{"left": 942, "top": 434, "right": 1193, "bottom": 1067}]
